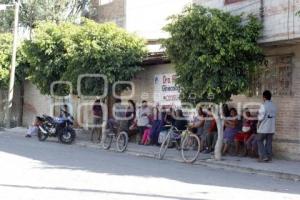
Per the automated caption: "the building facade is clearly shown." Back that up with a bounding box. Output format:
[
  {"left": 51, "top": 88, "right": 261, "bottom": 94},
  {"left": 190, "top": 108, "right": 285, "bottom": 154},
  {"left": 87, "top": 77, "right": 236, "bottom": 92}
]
[
  {"left": 4, "top": 0, "right": 299, "bottom": 160},
  {"left": 91, "top": 0, "right": 300, "bottom": 160}
]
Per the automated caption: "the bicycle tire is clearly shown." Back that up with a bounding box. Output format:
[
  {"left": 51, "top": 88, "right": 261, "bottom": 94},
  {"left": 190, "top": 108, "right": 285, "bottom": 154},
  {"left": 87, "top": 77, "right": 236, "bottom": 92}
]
[
  {"left": 102, "top": 131, "right": 113, "bottom": 150},
  {"left": 116, "top": 131, "right": 129, "bottom": 152},
  {"left": 181, "top": 133, "right": 201, "bottom": 163},
  {"left": 158, "top": 132, "right": 171, "bottom": 160}
]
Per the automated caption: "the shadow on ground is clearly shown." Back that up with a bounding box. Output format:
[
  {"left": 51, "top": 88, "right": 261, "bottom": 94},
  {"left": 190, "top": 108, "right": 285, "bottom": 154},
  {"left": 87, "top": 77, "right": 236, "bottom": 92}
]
[{"left": 0, "top": 132, "right": 299, "bottom": 196}]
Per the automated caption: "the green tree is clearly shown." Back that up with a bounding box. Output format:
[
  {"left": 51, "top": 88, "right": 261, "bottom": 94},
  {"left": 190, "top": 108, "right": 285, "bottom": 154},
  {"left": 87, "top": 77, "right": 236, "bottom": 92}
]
[
  {"left": 24, "top": 19, "right": 147, "bottom": 109},
  {"left": 65, "top": 19, "right": 146, "bottom": 96},
  {"left": 0, "top": 0, "right": 14, "bottom": 33},
  {"left": 0, "top": 33, "right": 12, "bottom": 88},
  {"left": 0, "top": 33, "right": 30, "bottom": 125},
  {"left": 163, "top": 5, "right": 264, "bottom": 160},
  {"left": 22, "top": 22, "right": 76, "bottom": 95},
  {"left": 1, "top": 0, "right": 88, "bottom": 33}
]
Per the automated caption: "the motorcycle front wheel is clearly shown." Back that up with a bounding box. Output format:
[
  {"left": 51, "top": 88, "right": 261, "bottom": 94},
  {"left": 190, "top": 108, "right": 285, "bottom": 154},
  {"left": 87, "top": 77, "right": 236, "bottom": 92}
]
[{"left": 59, "top": 127, "right": 76, "bottom": 144}]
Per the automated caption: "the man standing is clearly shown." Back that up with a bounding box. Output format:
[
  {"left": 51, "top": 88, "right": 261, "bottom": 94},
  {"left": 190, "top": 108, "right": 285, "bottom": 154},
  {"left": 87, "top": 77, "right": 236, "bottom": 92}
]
[
  {"left": 136, "top": 100, "right": 151, "bottom": 144},
  {"left": 257, "top": 90, "right": 277, "bottom": 162},
  {"left": 91, "top": 98, "right": 103, "bottom": 142}
]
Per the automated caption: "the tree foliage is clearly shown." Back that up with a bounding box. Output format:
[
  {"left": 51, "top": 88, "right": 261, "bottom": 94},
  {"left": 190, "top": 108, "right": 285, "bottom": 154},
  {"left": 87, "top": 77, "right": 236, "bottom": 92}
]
[
  {"left": 0, "top": 33, "right": 30, "bottom": 89},
  {"left": 163, "top": 5, "right": 264, "bottom": 104},
  {"left": 0, "top": 0, "right": 14, "bottom": 33},
  {"left": 20, "top": 0, "right": 88, "bottom": 29},
  {"left": 0, "top": 33, "right": 12, "bottom": 88},
  {"left": 23, "top": 19, "right": 147, "bottom": 96},
  {"left": 0, "top": 0, "right": 89, "bottom": 33}
]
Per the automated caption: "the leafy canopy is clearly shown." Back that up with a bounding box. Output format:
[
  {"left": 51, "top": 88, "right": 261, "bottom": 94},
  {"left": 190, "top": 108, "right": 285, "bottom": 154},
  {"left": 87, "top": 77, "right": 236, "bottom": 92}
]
[
  {"left": 24, "top": 19, "right": 147, "bottom": 96},
  {"left": 0, "top": 33, "right": 29, "bottom": 89},
  {"left": 163, "top": 5, "right": 264, "bottom": 104},
  {"left": 0, "top": 33, "right": 12, "bottom": 88},
  {"left": 0, "top": 0, "right": 89, "bottom": 33}
]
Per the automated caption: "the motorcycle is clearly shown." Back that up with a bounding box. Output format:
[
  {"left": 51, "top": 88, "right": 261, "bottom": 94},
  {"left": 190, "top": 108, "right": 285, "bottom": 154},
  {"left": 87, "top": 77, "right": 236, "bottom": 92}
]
[{"left": 36, "top": 110, "right": 76, "bottom": 144}]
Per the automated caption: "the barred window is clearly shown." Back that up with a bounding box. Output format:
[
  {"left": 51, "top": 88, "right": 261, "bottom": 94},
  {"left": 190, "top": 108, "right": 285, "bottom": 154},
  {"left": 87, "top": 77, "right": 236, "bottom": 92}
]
[
  {"left": 224, "top": 0, "right": 244, "bottom": 5},
  {"left": 250, "top": 55, "right": 293, "bottom": 96}
]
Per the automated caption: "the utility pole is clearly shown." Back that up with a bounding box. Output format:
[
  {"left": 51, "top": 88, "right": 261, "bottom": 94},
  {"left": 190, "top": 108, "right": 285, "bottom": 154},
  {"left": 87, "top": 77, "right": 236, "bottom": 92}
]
[{"left": 6, "top": 0, "right": 20, "bottom": 128}]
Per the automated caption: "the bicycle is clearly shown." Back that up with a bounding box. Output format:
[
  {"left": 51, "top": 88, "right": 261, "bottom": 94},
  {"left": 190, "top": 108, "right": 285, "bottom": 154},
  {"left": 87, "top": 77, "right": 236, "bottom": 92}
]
[
  {"left": 102, "top": 120, "right": 129, "bottom": 152},
  {"left": 158, "top": 125, "right": 201, "bottom": 163}
]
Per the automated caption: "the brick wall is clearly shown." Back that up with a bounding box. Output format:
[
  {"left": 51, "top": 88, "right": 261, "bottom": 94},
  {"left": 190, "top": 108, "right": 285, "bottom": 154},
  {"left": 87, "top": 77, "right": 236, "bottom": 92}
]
[{"left": 231, "top": 42, "right": 300, "bottom": 160}]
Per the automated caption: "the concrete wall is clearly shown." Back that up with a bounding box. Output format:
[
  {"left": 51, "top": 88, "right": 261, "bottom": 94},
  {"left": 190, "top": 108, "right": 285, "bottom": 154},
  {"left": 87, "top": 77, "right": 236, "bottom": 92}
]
[
  {"left": 93, "top": 0, "right": 192, "bottom": 39},
  {"left": 0, "top": 89, "right": 20, "bottom": 127},
  {"left": 125, "top": 0, "right": 192, "bottom": 39},
  {"left": 193, "top": 0, "right": 300, "bottom": 43},
  {"left": 93, "top": 0, "right": 126, "bottom": 27},
  {"left": 22, "top": 82, "right": 52, "bottom": 127},
  {"left": 122, "top": 63, "right": 176, "bottom": 104}
]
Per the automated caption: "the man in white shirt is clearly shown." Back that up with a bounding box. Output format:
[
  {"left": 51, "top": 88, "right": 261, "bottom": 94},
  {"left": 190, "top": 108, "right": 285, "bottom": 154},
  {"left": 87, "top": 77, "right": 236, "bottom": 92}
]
[
  {"left": 257, "top": 90, "right": 277, "bottom": 162},
  {"left": 136, "top": 100, "right": 151, "bottom": 144}
]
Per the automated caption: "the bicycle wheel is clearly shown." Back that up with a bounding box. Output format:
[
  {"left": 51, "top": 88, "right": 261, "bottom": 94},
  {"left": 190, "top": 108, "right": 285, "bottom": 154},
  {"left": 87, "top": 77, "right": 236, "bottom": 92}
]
[
  {"left": 116, "top": 131, "right": 129, "bottom": 152},
  {"left": 158, "top": 132, "right": 171, "bottom": 160},
  {"left": 181, "top": 133, "right": 201, "bottom": 163},
  {"left": 102, "top": 131, "right": 113, "bottom": 150}
]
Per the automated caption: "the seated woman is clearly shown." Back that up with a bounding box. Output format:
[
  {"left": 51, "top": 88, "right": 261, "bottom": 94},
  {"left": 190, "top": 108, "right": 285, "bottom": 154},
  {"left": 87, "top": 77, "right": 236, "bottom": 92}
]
[
  {"left": 245, "top": 132, "right": 258, "bottom": 158},
  {"left": 204, "top": 108, "right": 218, "bottom": 153},
  {"left": 222, "top": 108, "right": 239, "bottom": 155},
  {"left": 234, "top": 109, "right": 253, "bottom": 155},
  {"left": 174, "top": 109, "right": 188, "bottom": 132},
  {"left": 189, "top": 107, "right": 206, "bottom": 151},
  {"left": 190, "top": 107, "right": 206, "bottom": 135}
]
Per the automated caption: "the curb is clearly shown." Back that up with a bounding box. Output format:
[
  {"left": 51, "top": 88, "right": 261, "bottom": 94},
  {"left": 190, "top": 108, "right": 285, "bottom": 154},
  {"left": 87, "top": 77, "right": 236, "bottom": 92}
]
[
  {"left": 2, "top": 130, "right": 299, "bottom": 182},
  {"left": 194, "top": 160, "right": 300, "bottom": 182},
  {"left": 75, "top": 141, "right": 300, "bottom": 182}
]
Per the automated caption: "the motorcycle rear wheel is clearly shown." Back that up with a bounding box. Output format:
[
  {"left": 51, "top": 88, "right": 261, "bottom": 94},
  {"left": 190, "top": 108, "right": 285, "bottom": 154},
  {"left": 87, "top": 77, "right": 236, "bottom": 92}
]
[{"left": 37, "top": 130, "right": 48, "bottom": 141}]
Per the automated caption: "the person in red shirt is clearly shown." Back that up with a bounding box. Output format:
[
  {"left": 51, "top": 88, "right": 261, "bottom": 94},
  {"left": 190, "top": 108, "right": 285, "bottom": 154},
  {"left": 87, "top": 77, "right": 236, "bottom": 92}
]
[{"left": 234, "top": 109, "right": 253, "bottom": 155}]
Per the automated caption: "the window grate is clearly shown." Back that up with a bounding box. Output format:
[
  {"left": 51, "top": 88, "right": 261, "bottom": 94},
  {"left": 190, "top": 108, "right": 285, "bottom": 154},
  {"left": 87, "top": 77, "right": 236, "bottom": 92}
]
[{"left": 250, "top": 55, "right": 293, "bottom": 96}]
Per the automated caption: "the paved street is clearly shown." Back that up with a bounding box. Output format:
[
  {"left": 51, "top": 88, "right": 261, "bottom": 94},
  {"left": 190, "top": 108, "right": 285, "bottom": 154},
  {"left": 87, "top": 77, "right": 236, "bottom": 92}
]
[{"left": 0, "top": 131, "right": 299, "bottom": 200}]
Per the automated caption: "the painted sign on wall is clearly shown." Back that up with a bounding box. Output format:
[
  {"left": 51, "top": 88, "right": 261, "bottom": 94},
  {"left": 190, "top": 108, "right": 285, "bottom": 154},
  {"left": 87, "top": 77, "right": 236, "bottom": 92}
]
[{"left": 154, "top": 73, "right": 181, "bottom": 106}]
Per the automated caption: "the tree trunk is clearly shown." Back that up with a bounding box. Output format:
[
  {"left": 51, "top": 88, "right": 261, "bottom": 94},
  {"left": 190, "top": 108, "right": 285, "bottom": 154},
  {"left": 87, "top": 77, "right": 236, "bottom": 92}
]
[
  {"left": 18, "top": 80, "right": 25, "bottom": 126},
  {"left": 214, "top": 117, "right": 224, "bottom": 161},
  {"left": 106, "top": 84, "right": 115, "bottom": 119}
]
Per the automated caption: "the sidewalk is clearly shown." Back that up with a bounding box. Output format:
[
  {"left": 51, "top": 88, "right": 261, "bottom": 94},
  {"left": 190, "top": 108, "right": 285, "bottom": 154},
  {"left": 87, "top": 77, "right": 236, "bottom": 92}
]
[{"left": 3, "top": 127, "right": 300, "bottom": 182}]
